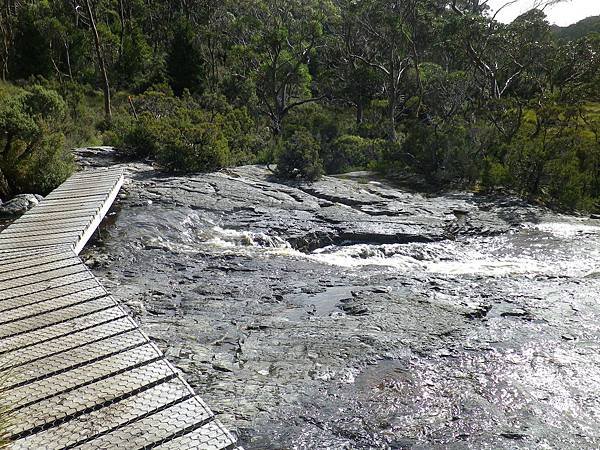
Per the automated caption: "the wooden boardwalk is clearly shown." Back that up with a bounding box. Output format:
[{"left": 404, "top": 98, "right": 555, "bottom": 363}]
[{"left": 0, "top": 168, "right": 240, "bottom": 449}]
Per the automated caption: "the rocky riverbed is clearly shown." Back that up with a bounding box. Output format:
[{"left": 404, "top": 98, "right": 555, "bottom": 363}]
[{"left": 80, "top": 150, "right": 600, "bottom": 449}]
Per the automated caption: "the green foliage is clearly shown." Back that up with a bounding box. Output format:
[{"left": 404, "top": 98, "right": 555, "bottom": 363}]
[
  {"left": 116, "top": 25, "right": 153, "bottom": 89},
  {"left": 277, "top": 129, "right": 323, "bottom": 180},
  {"left": 9, "top": 3, "right": 53, "bottom": 80},
  {"left": 480, "top": 101, "right": 600, "bottom": 210},
  {"left": 113, "top": 115, "right": 158, "bottom": 159},
  {"left": 0, "top": 83, "right": 74, "bottom": 199},
  {"left": 109, "top": 89, "right": 272, "bottom": 173},
  {"left": 1, "top": 0, "right": 600, "bottom": 211},
  {"left": 155, "top": 119, "right": 230, "bottom": 173},
  {"left": 324, "top": 134, "right": 387, "bottom": 174},
  {"left": 481, "top": 158, "right": 511, "bottom": 188},
  {"left": 166, "top": 19, "right": 204, "bottom": 96},
  {"left": 112, "top": 111, "right": 231, "bottom": 173}
]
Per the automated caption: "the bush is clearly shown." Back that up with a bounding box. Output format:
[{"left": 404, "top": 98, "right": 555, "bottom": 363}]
[
  {"left": 324, "top": 134, "right": 387, "bottom": 174},
  {"left": 109, "top": 90, "right": 267, "bottom": 172},
  {"left": 545, "top": 156, "right": 587, "bottom": 209},
  {"left": 111, "top": 110, "right": 230, "bottom": 173},
  {"left": 155, "top": 120, "right": 230, "bottom": 173},
  {"left": 277, "top": 129, "right": 323, "bottom": 181},
  {"left": 120, "top": 114, "right": 160, "bottom": 159},
  {"left": 0, "top": 84, "right": 73, "bottom": 199},
  {"left": 399, "top": 122, "right": 479, "bottom": 183},
  {"left": 481, "top": 157, "right": 512, "bottom": 188}
]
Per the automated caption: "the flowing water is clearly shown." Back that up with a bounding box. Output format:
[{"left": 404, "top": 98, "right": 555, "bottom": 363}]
[
  {"left": 180, "top": 214, "right": 600, "bottom": 279},
  {"left": 84, "top": 164, "right": 600, "bottom": 449}
]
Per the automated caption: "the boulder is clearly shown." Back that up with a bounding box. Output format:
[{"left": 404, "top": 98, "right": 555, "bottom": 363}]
[{"left": 0, "top": 194, "right": 42, "bottom": 218}]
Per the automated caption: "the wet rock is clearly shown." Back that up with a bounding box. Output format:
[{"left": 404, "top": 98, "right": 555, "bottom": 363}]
[
  {"left": 500, "top": 308, "right": 531, "bottom": 319},
  {"left": 80, "top": 154, "right": 600, "bottom": 450},
  {"left": 464, "top": 304, "right": 492, "bottom": 319},
  {"left": 0, "top": 194, "right": 43, "bottom": 217},
  {"left": 500, "top": 432, "right": 528, "bottom": 440},
  {"left": 339, "top": 298, "right": 369, "bottom": 316}
]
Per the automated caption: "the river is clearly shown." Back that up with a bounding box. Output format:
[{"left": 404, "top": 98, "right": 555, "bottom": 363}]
[{"left": 82, "top": 159, "right": 600, "bottom": 449}]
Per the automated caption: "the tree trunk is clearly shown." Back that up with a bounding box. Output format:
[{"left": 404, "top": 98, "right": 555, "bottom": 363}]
[
  {"left": 0, "top": 168, "right": 10, "bottom": 201},
  {"left": 85, "top": 0, "right": 112, "bottom": 120},
  {"left": 388, "top": 74, "right": 397, "bottom": 142},
  {"left": 65, "top": 40, "right": 73, "bottom": 80},
  {"left": 388, "top": 48, "right": 398, "bottom": 142},
  {"left": 356, "top": 103, "right": 364, "bottom": 125},
  {"left": 272, "top": 115, "right": 283, "bottom": 136},
  {"left": 117, "top": 0, "right": 125, "bottom": 63}
]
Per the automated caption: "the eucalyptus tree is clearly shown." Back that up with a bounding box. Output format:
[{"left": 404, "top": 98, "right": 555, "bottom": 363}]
[
  {"left": 321, "top": 5, "right": 383, "bottom": 125},
  {"left": 334, "top": 0, "right": 443, "bottom": 141},
  {"left": 227, "top": 0, "right": 337, "bottom": 136}
]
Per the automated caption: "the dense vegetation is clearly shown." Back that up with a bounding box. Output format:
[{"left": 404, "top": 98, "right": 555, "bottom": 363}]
[{"left": 0, "top": 1, "right": 599, "bottom": 210}]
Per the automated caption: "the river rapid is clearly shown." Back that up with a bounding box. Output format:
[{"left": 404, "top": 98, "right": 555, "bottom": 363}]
[{"left": 81, "top": 154, "right": 600, "bottom": 449}]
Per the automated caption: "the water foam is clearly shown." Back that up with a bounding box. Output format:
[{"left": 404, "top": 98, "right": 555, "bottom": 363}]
[{"left": 187, "top": 218, "right": 600, "bottom": 278}]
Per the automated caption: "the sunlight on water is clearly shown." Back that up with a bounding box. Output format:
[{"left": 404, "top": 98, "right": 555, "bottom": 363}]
[
  {"left": 525, "top": 221, "right": 600, "bottom": 238},
  {"left": 181, "top": 212, "right": 600, "bottom": 278},
  {"left": 202, "top": 226, "right": 292, "bottom": 249},
  {"left": 308, "top": 221, "right": 600, "bottom": 277}
]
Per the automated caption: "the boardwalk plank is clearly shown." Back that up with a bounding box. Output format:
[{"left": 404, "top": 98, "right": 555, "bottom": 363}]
[
  {"left": 154, "top": 421, "right": 237, "bottom": 450},
  {"left": 0, "top": 257, "right": 82, "bottom": 282},
  {"left": 4, "top": 329, "right": 148, "bottom": 387},
  {"left": 0, "top": 286, "right": 107, "bottom": 325},
  {"left": 5, "top": 344, "right": 161, "bottom": 415},
  {"left": 12, "top": 210, "right": 100, "bottom": 224},
  {"left": 79, "top": 397, "right": 213, "bottom": 450},
  {"left": 0, "top": 167, "right": 240, "bottom": 449},
  {"left": 0, "top": 316, "right": 136, "bottom": 369},
  {"left": 0, "top": 279, "right": 102, "bottom": 312},
  {"left": 0, "top": 251, "right": 75, "bottom": 275},
  {"left": 33, "top": 194, "right": 107, "bottom": 205},
  {"left": 0, "top": 270, "right": 94, "bottom": 302},
  {"left": 0, "top": 264, "right": 88, "bottom": 291},
  {"left": 0, "top": 296, "right": 116, "bottom": 339},
  {"left": 3, "top": 218, "right": 92, "bottom": 232},
  {"left": 0, "top": 307, "right": 127, "bottom": 354},
  {"left": 9, "top": 380, "right": 192, "bottom": 449},
  {"left": 9, "top": 360, "right": 175, "bottom": 438}
]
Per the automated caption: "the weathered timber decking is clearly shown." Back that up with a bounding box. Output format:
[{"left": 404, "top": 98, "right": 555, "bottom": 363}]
[{"left": 0, "top": 168, "right": 239, "bottom": 449}]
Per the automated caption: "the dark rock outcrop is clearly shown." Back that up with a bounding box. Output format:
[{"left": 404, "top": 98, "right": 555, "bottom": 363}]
[{"left": 0, "top": 194, "right": 44, "bottom": 218}]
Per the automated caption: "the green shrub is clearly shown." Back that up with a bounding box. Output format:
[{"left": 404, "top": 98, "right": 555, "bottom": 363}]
[
  {"left": 120, "top": 114, "right": 160, "bottom": 159},
  {"left": 155, "top": 120, "right": 230, "bottom": 173},
  {"left": 481, "top": 157, "right": 512, "bottom": 188},
  {"left": 323, "top": 134, "right": 387, "bottom": 174},
  {"left": 545, "top": 156, "right": 587, "bottom": 209},
  {"left": 20, "top": 131, "right": 74, "bottom": 194},
  {"left": 221, "top": 107, "right": 267, "bottom": 165},
  {"left": 58, "top": 82, "right": 105, "bottom": 148},
  {"left": 277, "top": 129, "right": 323, "bottom": 181},
  {"left": 110, "top": 90, "right": 265, "bottom": 172},
  {"left": 398, "top": 122, "right": 479, "bottom": 183},
  {"left": 0, "top": 84, "right": 74, "bottom": 199}
]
